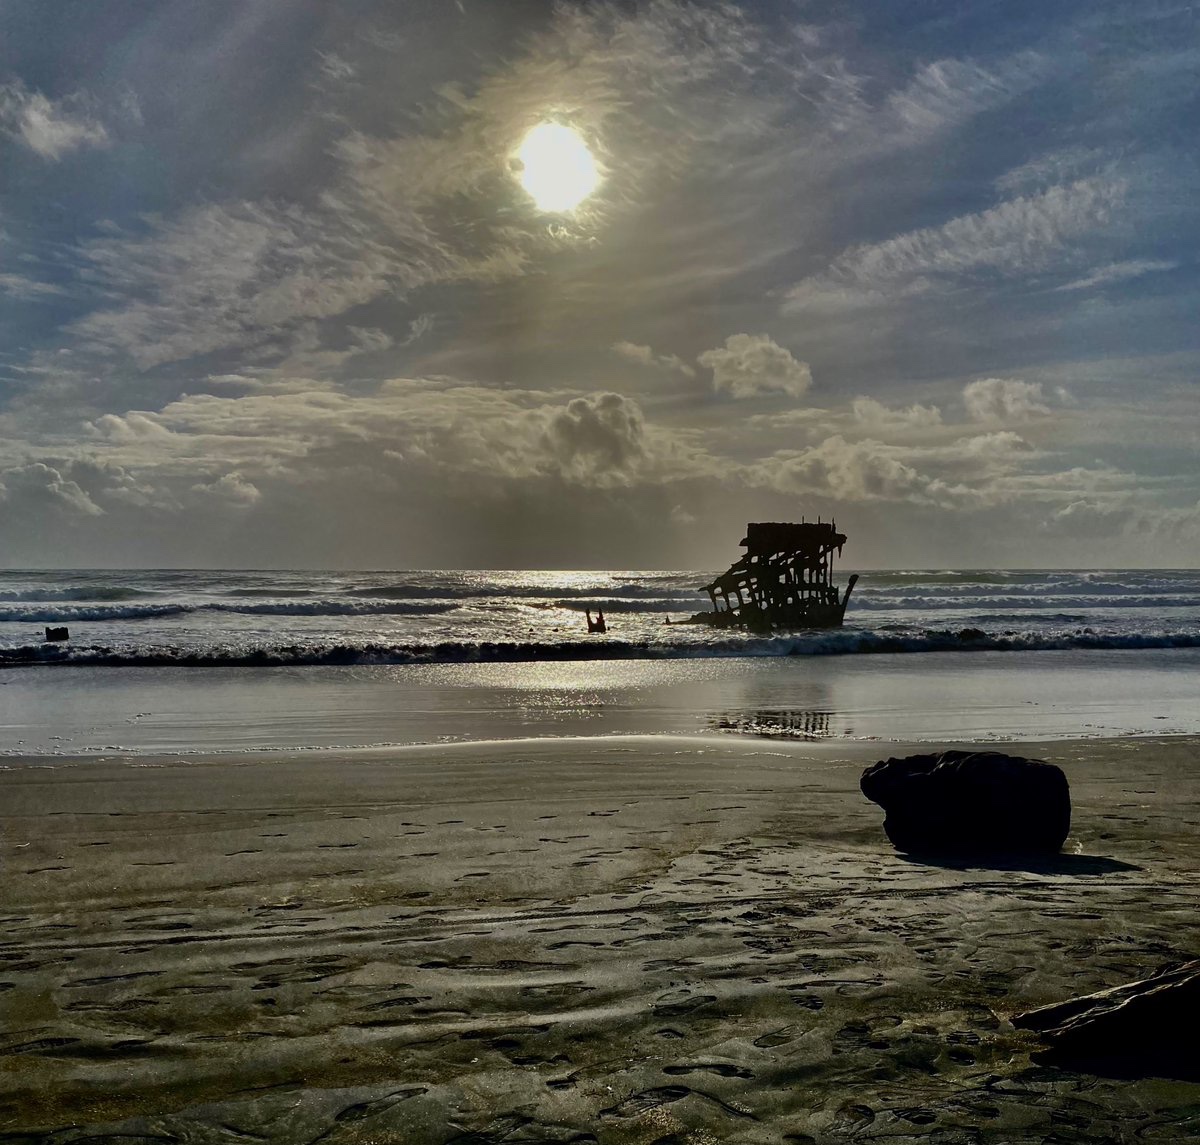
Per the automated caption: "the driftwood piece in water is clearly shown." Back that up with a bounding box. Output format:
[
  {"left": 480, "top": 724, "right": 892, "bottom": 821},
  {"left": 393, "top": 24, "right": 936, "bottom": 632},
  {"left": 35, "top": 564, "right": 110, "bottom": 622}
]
[
  {"left": 1012, "top": 959, "right": 1200, "bottom": 1079},
  {"left": 860, "top": 750, "right": 1070, "bottom": 855}
]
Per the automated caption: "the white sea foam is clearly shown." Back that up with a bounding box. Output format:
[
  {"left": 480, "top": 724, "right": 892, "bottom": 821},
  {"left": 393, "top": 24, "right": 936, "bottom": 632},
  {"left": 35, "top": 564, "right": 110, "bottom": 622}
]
[{"left": 1, "top": 567, "right": 1197, "bottom": 667}]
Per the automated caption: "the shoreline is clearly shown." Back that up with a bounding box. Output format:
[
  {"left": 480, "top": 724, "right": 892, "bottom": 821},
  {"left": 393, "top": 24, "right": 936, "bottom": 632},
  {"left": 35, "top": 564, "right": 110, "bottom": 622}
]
[
  {"left": 3, "top": 733, "right": 1198, "bottom": 1140},
  {"left": 4, "top": 725, "right": 1200, "bottom": 766},
  {"left": 5, "top": 649, "right": 1200, "bottom": 757}
]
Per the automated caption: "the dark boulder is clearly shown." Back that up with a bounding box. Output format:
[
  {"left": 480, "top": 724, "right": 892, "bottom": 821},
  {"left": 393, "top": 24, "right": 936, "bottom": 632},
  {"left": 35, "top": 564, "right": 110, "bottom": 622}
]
[
  {"left": 1013, "top": 959, "right": 1200, "bottom": 1079},
  {"left": 44, "top": 625, "right": 69, "bottom": 642},
  {"left": 860, "top": 750, "right": 1070, "bottom": 855}
]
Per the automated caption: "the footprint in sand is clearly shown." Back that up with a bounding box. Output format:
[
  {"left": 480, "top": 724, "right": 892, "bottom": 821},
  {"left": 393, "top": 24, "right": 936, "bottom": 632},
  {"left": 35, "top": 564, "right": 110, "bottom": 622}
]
[
  {"left": 334, "top": 1087, "right": 428, "bottom": 1123},
  {"left": 0, "top": 1037, "right": 81, "bottom": 1057},
  {"left": 601, "top": 1085, "right": 691, "bottom": 1118},
  {"left": 663, "top": 1063, "right": 755, "bottom": 1079}
]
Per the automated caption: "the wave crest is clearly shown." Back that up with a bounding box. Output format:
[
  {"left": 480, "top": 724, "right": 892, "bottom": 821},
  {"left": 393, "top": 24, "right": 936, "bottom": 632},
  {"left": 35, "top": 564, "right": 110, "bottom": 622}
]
[{"left": 4, "top": 627, "right": 1200, "bottom": 668}]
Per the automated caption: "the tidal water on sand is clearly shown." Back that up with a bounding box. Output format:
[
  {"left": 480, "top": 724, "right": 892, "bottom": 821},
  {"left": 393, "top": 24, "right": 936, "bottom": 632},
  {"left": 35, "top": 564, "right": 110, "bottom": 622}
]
[{"left": 2, "top": 569, "right": 1199, "bottom": 753}]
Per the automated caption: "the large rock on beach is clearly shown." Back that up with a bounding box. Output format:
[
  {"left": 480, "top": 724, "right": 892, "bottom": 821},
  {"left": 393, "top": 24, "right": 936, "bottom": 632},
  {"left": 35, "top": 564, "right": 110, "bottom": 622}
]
[
  {"left": 1013, "top": 960, "right": 1200, "bottom": 1079},
  {"left": 860, "top": 749, "right": 1070, "bottom": 855}
]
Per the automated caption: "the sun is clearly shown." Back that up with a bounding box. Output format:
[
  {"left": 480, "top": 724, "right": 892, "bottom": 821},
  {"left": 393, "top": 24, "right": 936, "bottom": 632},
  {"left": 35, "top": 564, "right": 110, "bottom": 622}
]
[{"left": 515, "top": 122, "right": 599, "bottom": 212}]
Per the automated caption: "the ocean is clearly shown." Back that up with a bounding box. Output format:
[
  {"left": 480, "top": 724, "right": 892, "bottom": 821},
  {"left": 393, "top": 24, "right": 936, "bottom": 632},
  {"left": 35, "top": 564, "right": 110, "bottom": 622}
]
[{"left": 2, "top": 567, "right": 1199, "bottom": 753}]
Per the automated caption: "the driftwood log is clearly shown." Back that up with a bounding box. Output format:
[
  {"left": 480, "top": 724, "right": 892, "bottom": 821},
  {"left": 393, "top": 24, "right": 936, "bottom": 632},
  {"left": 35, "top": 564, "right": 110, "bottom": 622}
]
[
  {"left": 860, "top": 750, "right": 1070, "bottom": 855},
  {"left": 1013, "top": 960, "right": 1200, "bottom": 1079}
]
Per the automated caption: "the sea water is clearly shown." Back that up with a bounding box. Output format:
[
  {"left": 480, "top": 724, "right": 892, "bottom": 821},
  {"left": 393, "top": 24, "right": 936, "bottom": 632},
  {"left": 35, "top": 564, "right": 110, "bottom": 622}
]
[{"left": 1, "top": 568, "right": 1198, "bottom": 753}]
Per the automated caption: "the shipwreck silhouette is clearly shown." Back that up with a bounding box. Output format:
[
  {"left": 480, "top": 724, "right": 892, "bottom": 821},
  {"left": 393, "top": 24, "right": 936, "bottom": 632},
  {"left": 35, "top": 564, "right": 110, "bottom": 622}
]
[{"left": 685, "top": 520, "right": 858, "bottom": 631}]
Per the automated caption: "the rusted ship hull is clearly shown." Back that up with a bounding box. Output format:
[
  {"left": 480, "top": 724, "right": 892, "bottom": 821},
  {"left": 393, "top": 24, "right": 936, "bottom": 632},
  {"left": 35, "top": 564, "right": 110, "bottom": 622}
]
[
  {"left": 686, "top": 520, "right": 857, "bottom": 632},
  {"left": 685, "top": 582, "right": 856, "bottom": 631}
]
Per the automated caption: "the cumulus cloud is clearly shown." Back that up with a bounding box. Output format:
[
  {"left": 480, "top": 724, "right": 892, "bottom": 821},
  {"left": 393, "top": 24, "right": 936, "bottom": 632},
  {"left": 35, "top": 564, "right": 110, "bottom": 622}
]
[
  {"left": 0, "top": 81, "right": 109, "bottom": 159},
  {"left": 698, "top": 333, "right": 812, "bottom": 399},
  {"left": 962, "top": 378, "right": 1054, "bottom": 421},
  {"left": 69, "top": 380, "right": 702, "bottom": 501},
  {"left": 192, "top": 472, "right": 262, "bottom": 507},
  {"left": 851, "top": 396, "right": 943, "bottom": 429},
  {"left": 87, "top": 411, "right": 172, "bottom": 443},
  {"left": 747, "top": 426, "right": 1038, "bottom": 510},
  {"left": 611, "top": 341, "right": 695, "bottom": 377},
  {"left": 752, "top": 435, "right": 970, "bottom": 507},
  {"left": 0, "top": 462, "right": 103, "bottom": 517},
  {"left": 536, "top": 392, "right": 647, "bottom": 485}
]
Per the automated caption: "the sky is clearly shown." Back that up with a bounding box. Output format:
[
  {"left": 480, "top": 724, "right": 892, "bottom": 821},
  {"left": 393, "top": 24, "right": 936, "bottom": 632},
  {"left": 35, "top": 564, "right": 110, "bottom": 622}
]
[{"left": 0, "top": 0, "right": 1197, "bottom": 569}]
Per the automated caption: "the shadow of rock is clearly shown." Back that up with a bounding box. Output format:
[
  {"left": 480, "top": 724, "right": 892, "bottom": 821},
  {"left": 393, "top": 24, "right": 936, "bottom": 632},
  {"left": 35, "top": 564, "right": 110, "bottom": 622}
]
[
  {"left": 1029, "top": 1047, "right": 1200, "bottom": 1082},
  {"left": 898, "top": 852, "right": 1141, "bottom": 875}
]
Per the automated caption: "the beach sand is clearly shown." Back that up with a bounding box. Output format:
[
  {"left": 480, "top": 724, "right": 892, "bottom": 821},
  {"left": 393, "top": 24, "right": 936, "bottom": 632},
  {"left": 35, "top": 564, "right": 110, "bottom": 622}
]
[{"left": 2, "top": 734, "right": 1198, "bottom": 1142}]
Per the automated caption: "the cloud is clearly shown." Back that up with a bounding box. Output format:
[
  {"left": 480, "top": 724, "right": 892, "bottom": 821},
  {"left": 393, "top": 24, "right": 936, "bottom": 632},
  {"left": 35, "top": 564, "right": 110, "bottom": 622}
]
[
  {"left": 536, "top": 392, "right": 648, "bottom": 485},
  {"left": 993, "top": 147, "right": 1105, "bottom": 196},
  {"left": 962, "top": 378, "right": 1054, "bottom": 421},
  {"left": 785, "top": 176, "right": 1128, "bottom": 311},
  {"left": 851, "top": 396, "right": 943, "bottom": 429},
  {"left": 63, "top": 0, "right": 767, "bottom": 376},
  {"left": 192, "top": 472, "right": 262, "bottom": 507},
  {"left": 0, "top": 462, "right": 103, "bottom": 517},
  {"left": 71, "top": 202, "right": 396, "bottom": 368},
  {"left": 698, "top": 333, "right": 812, "bottom": 399},
  {"left": 0, "top": 272, "right": 62, "bottom": 300},
  {"left": 71, "top": 378, "right": 706, "bottom": 499},
  {"left": 87, "top": 411, "right": 173, "bottom": 443},
  {"left": 747, "top": 426, "right": 1038, "bottom": 510},
  {"left": 752, "top": 435, "right": 961, "bottom": 507},
  {"left": 1054, "top": 258, "right": 1178, "bottom": 292},
  {"left": 883, "top": 54, "right": 1050, "bottom": 142},
  {"left": 611, "top": 341, "right": 695, "bottom": 377},
  {"left": 0, "top": 81, "right": 109, "bottom": 159}
]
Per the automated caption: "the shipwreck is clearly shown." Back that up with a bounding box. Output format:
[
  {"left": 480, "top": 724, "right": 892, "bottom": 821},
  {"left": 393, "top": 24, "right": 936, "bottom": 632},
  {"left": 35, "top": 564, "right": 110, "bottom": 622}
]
[{"left": 686, "top": 520, "right": 858, "bottom": 631}]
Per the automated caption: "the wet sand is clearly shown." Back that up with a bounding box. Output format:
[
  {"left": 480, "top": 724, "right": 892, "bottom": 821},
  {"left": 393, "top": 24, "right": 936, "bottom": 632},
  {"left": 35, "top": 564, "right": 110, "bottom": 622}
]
[{"left": 1, "top": 734, "right": 1198, "bottom": 1142}]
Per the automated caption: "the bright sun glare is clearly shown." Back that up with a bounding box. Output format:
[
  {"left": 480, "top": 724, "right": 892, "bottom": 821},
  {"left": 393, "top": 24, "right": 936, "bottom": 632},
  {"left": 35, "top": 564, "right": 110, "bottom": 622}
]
[{"left": 515, "top": 122, "right": 599, "bottom": 212}]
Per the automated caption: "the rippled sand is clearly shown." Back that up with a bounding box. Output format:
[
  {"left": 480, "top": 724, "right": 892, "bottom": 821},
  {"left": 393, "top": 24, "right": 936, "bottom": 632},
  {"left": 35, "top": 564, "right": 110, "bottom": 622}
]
[{"left": 2, "top": 735, "right": 1198, "bottom": 1142}]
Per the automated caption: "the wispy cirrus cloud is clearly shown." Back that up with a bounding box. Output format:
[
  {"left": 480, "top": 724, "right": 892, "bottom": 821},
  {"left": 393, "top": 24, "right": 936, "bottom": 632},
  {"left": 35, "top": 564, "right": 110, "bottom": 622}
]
[
  {"left": 784, "top": 175, "right": 1128, "bottom": 312},
  {"left": 1054, "top": 258, "right": 1178, "bottom": 292},
  {"left": 881, "top": 53, "right": 1051, "bottom": 142},
  {"left": 0, "top": 272, "right": 63, "bottom": 300}
]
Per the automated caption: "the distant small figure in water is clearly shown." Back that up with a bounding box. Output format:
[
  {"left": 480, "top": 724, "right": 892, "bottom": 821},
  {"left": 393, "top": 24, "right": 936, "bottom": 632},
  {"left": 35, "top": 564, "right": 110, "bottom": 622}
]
[
  {"left": 586, "top": 609, "right": 607, "bottom": 634},
  {"left": 44, "top": 626, "right": 69, "bottom": 642}
]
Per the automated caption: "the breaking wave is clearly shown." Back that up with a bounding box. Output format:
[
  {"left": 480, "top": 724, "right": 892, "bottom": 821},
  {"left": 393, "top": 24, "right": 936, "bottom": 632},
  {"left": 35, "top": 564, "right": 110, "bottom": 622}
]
[
  {"left": 0, "top": 600, "right": 461, "bottom": 623},
  {"left": 5, "top": 627, "right": 1200, "bottom": 668},
  {"left": 0, "top": 585, "right": 151, "bottom": 603}
]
